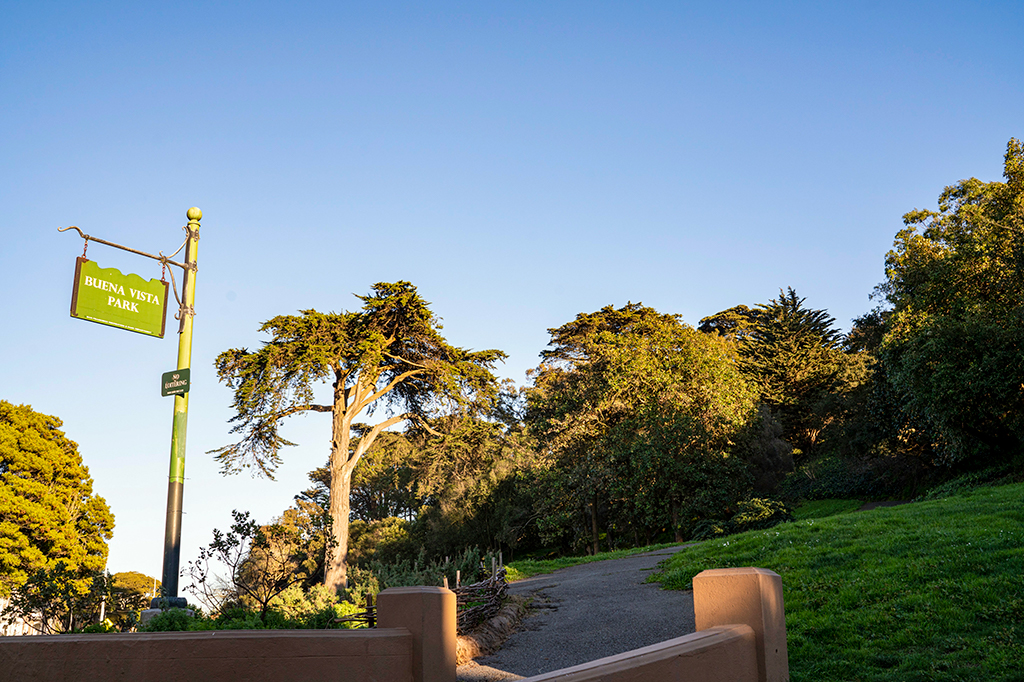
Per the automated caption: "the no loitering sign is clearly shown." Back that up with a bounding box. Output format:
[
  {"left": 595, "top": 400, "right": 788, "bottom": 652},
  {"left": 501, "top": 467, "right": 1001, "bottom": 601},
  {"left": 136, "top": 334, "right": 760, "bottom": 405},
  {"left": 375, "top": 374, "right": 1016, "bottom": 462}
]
[
  {"left": 70, "top": 257, "right": 169, "bottom": 338},
  {"left": 161, "top": 369, "right": 190, "bottom": 397}
]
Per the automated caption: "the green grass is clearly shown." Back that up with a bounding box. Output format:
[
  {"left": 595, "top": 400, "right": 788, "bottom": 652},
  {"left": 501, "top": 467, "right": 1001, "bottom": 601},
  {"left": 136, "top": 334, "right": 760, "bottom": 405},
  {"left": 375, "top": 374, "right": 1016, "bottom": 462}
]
[
  {"left": 652, "top": 483, "right": 1024, "bottom": 681},
  {"left": 506, "top": 542, "right": 680, "bottom": 581},
  {"left": 791, "top": 498, "right": 863, "bottom": 520}
]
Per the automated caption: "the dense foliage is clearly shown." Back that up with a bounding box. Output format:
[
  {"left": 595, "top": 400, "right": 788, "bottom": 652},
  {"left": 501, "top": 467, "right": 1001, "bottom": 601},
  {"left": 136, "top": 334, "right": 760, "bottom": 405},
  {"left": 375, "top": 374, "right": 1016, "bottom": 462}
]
[
  {"left": 738, "top": 288, "right": 868, "bottom": 461},
  {"left": 879, "top": 139, "right": 1024, "bottom": 469},
  {"left": 169, "top": 139, "right": 1024, "bottom": 640},
  {"left": 525, "top": 304, "right": 758, "bottom": 551},
  {"left": 0, "top": 401, "right": 114, "bottom": 597}
]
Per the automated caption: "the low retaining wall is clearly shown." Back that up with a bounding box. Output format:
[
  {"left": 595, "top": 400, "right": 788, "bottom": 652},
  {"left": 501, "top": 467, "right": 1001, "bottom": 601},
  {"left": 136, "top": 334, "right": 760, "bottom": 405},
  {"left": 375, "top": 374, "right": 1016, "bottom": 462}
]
[
  {"left": 0, "top": 567, "right": 788, "bottom": 682},
  {"left": 519, "top": 625, "right": 758, "bottom": 682},
  {"left": 0, "top": 586, "right": 456, "bottom": 682},
  {"left": 0, "top": 628, "right": 413, "bottom": 682}
]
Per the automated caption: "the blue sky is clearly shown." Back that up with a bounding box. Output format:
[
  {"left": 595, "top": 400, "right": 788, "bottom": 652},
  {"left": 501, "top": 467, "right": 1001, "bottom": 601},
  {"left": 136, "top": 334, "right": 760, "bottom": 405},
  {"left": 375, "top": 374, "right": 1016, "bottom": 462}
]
[{"left": 2, "top": 1, "right": 1022, "bottom": 579}]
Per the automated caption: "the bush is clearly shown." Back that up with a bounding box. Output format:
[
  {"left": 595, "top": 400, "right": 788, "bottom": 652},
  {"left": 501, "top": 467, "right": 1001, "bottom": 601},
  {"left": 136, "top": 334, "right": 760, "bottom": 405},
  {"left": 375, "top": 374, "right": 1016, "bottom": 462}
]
[
  {"left": 342, "top": 565, "right": 380, "bottom": 607},
  {"left": 363, "top": 546, "right": 498, "bottom": 591},
  {"left": 139, "top": 608, "right": 212, "bottom": 632},
  {"left": 270, "top": 583, "right": 363, "bottom": 628},
  {"left": 730, "top": 498, "right": 793, "bottom": 532},
  {"left": 141, "top": 583, "right": 368, "bottom": 632},
  {"left": 687, "top": 498, "right": 792, "bottom": 541},
  {"left": 348, "top": 517, "right": 416, "bottom": 565},
  {"left": 780, "top": 454, "right": 888, "bottom": 500}
]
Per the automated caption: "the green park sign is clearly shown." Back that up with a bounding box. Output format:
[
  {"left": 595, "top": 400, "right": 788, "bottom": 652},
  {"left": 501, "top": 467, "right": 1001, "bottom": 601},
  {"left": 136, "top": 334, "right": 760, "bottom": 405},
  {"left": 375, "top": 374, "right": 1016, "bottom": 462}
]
[{"left": 70, "top": 257, "right": 169, "bottom": 338}]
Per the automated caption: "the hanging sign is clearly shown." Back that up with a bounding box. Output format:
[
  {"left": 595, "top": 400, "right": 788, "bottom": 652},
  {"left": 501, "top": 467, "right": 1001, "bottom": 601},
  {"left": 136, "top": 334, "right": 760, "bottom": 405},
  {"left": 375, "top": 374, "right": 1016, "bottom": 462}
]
[
  {"left": 161, "top": 369, "right": 190, "bottom": 397},
  {"left": 70, "top": 257, "right": 170, "bottom": 338}
]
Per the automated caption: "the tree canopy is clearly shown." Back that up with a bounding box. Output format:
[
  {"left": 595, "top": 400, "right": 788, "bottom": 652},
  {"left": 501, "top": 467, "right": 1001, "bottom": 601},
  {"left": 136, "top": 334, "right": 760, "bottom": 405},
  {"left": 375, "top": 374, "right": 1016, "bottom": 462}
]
[
  {"left": 737, "top": 288, "right": 861, "bottom": 459},
  {"left": 212, "top": 281, "right": 505, "bottom": 590},
  {"left": 0, "top": 401, "right": 114, "bottom": 597},
  {"left": 526, "top": 303, "right": 757, "bottom": 550},
  {"left": 879, "top": 138, "right": 1024, "bottom": 467},
  {"left": 698, "top": 304, "right": 759, "bottom": 341}
]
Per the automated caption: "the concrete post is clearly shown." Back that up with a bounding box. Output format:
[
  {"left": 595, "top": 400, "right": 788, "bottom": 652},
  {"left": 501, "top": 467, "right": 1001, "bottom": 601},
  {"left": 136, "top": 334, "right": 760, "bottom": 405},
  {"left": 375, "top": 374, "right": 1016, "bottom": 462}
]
[
  {"left": 377, "top": 586, "right": 456, "bottom": 682},
  {"left": 693, "top": 567, "right": 789, "bottom": 682}
]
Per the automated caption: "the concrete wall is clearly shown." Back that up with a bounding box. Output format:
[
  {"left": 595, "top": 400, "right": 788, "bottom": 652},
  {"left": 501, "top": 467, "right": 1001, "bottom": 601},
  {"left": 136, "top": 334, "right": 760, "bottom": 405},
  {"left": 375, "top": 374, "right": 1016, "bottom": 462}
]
[
  {"left": 518, "top": 625, "right": 758, "bottom": 682},
  {"left": 694, "top": 567, "right": 789, "bottom": 682},
  {"left": 0, "top": 586, "right": 456, "bottom": 682},
  {"left": 0, "top": 567, "right": 787, "bottom": 682},
  {"left": 0, "top": 628, "right": 414, "bottom": 682}
]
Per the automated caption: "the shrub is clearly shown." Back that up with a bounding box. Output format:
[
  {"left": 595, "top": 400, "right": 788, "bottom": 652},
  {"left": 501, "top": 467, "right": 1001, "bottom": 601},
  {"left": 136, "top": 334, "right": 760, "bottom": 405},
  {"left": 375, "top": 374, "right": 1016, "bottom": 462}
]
[
  {"left": 687, "top": 498, "right": 792, "bottom": 541},
  {"left": 269, "top": 583, "right": 363, "bottom": 628},
  {"left": 139, "top": 608, "right": 212, "bottom": 632},
  {"left": 348, "top": 517, "right": 415, "bottom": 565},
  {"left": 730, "top": 498, "right": 793, "bottom": 532}
]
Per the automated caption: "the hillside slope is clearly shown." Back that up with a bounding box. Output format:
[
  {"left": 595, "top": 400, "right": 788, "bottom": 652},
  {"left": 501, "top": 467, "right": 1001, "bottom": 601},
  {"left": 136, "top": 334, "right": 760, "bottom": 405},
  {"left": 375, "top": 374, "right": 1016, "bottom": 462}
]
[{"left": 654, "top": 483, "right": 1024, "bottom": 681}]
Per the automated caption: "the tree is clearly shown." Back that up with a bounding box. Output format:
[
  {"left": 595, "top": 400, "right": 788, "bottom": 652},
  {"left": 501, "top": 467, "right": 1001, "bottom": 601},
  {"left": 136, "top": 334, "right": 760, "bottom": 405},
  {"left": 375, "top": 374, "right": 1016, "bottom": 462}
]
[
  {"left": 112, "top": 571, "right": 160, "bottom": 601},
  {"left": 0, "top": 401, "right": 114, "bottom": 597},
  {"left": 878, "top": 139, "right": 1024, "bottom": 467},
  {"left": 211, "top": 282, "right": 505, "bottom": 590},
  {"left": 698, "top": 305, "right": 759, "bottom": 341},
  {"left": 184, "top": 510, "right": 314, "bottom": 620},
  {"left": 737, "top": 289, "right": 861, "bottom": 460},
  {"left": 2, "top": 561, "right": 97, "bottom": 634},
  {"left": 406, "top": 409, "right": 534, "bottom": 557},
  {"left": 526, "top": 304, "right": 757, "bottom": 550}
]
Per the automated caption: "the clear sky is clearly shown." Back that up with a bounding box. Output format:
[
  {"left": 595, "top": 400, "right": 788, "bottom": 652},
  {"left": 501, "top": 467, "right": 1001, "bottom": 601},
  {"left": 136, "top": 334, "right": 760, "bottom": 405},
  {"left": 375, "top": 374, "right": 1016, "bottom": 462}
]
[{"left": 2, "top": 1, "right": 1022, "bottom": 580}]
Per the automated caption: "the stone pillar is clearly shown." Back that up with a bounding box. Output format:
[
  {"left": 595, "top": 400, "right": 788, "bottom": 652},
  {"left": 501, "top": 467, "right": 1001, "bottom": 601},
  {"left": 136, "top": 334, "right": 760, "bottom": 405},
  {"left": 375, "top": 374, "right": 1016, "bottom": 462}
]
[
  {"left": 377, "top": 586, "right": 456, "bottom": 682},
  {"left": 693, "top": 567, "right": 789, "bottom": 682}
]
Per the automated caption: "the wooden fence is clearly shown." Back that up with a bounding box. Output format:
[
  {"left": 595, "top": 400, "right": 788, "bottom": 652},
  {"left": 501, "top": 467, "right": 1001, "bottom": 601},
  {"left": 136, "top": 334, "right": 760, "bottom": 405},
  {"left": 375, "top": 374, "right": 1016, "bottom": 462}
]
[{"left": 339, "top": 562, "right": 509, "bottom": 634}]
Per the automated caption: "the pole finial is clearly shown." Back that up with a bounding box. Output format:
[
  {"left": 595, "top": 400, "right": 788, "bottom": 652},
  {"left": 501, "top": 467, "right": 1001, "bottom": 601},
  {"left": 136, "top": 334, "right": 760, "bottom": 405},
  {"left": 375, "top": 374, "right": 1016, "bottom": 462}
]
[{"left": 186, "top": 207, "right": 202, "bottom": 222}]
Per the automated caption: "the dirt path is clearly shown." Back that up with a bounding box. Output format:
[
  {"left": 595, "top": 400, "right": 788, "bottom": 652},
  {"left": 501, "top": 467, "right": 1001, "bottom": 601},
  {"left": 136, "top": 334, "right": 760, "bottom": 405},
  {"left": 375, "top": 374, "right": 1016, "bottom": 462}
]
[{"left": 458, "top": 546, "right": 695, "bottom": 681}]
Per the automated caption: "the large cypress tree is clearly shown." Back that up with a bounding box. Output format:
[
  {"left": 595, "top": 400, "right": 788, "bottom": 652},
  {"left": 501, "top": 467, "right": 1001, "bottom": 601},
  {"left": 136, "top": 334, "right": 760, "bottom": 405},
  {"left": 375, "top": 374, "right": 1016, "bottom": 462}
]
[{"left": 212, "top": 281, "right": 504, "bottom": 591}]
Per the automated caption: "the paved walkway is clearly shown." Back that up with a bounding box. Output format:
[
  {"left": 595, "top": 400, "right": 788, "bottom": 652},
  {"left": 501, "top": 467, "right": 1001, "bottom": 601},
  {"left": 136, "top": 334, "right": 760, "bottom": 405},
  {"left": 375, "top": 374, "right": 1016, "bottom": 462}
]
[{"left": 458, "top": 546, "right": 696, "bottom": 681}]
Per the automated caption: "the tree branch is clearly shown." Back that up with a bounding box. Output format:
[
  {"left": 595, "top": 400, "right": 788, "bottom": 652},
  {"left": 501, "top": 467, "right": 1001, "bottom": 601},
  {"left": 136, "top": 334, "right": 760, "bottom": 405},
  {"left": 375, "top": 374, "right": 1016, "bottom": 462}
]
[
  {"left": 382, "top": 351, "right": 431, "bottom": 370},
  {"left": 362, "top": 368, "right": 427, "bottom": 408},
  {"left": 282, "top": 404, "right": 333, "bottom": 416}
]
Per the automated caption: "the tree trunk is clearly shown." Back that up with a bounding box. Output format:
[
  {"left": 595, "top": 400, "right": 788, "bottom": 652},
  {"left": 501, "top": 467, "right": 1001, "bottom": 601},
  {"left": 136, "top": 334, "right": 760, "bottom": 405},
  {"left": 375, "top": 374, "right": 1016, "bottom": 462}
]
[
  {"left": 325, "top": 386, "right": 354, "bottom": 593},
  {"left": 590, "top": 498, "right": 599, "bottom": 556},
  {"left": 322, "top": 378, "right": 412, "bottom": 593},
  {"left": 325, "top": 462, "right": 353, "bottom": 592}
]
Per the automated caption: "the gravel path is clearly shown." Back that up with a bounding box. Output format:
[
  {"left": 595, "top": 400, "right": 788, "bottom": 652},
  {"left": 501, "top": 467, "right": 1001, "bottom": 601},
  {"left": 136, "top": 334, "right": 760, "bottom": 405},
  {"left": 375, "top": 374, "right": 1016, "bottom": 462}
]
[{"left": 458, "top": 546, "right": 696, "bottom": 681}]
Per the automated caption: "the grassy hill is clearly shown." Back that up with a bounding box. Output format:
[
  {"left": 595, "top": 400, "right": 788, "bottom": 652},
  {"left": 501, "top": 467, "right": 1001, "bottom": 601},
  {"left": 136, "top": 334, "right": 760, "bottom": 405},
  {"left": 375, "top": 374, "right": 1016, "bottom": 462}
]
[{"left": 653, "top": 483, "right": 1024, "bottom": 681}]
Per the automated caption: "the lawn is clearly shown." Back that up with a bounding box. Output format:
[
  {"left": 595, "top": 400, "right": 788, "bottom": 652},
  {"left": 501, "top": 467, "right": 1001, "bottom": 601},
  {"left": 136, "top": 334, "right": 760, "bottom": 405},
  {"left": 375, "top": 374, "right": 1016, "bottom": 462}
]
[
  {"left": 652, "top": 483, "right": 1024, "bottom": 681},
  {"left": 791, "top": 498, "right": 863, "bottom": 520}
]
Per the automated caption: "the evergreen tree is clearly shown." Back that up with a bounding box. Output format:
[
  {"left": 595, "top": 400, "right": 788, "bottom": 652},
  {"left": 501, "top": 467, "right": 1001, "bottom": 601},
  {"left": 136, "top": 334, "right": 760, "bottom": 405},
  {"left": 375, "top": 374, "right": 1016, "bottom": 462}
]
[
  {"left": 698, "top": 305, "right": 759, "bottom": 341},
  {"left": 211, "top": 281, "right": 504, "bottom": 590},
  {"left": 738, "top": 288, "right": 850, "bottom": 460}
]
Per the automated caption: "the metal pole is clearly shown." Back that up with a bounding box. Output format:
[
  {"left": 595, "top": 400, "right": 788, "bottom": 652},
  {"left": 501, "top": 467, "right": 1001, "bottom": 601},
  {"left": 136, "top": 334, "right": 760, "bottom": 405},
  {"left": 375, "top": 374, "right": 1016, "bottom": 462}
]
[{"left": 154, "top": 207, "right": 201, "bottom": 609}]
